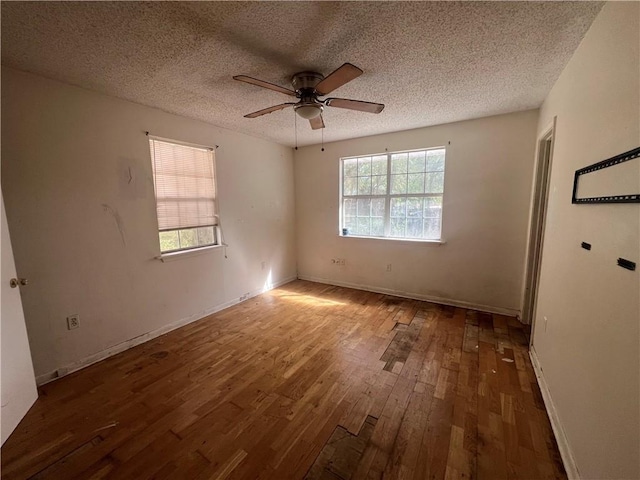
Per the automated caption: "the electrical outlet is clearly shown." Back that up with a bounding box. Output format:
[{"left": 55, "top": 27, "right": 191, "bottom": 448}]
[
  {"left": 67, "top": 314, "right": 80, "bottom": 330},
  {"left": 386, "top": 263, "right": 392, "bottom": 272}
]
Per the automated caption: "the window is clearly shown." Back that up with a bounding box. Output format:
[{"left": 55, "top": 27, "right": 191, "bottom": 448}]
[
  {"left": 149, "top": 137, "right": 218, "bottom": 253},
  {"left": 341, "top": 147, "right": 445, "bottom": 241}
]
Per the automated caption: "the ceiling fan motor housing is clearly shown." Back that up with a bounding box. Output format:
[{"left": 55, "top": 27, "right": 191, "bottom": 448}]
[{"left": 291, "top": 72, "right": 324, "bottom": 93}]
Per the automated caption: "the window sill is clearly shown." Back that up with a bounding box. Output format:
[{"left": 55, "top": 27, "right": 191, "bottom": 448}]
[
  {"left": 339, "top": 235, "right": 445, "bottom": 245},
  {"left": 155, "top": 244, "right": 223, "bottom": 262}
]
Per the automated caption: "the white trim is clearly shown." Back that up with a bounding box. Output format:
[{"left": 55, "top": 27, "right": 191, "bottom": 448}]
[
  {"left": 339, "top": 234, "right": 445, "bottom": 245},
  {"left": 155, "top": 244, "right": 224, "bottom": 262},
  {"left": 529, "top": 346, "right": 580, "bottom": 479},
  {"left": 35, "top": 275, "right": 297, "bottom": 386},
  {"left": 297, "top": 275, "right": 519, "bottom": 316},
  {"left": 35, "top": 370, "right": 59, "bottom": 386},
  {"left": 521, "top": 117, "right": 556, "bottom": 326}
]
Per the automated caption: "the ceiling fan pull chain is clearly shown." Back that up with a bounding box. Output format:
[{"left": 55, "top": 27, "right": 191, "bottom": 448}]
[
  {"left": 321, "top": 128, "right": 324, "bottom": 152},
  {"left": 294, "top": 111, "right": 298, "bottom": 150}
]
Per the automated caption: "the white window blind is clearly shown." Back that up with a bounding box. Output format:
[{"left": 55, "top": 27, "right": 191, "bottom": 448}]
[{"left": 149, "top": 138, "right": 217, "bottom": 231}]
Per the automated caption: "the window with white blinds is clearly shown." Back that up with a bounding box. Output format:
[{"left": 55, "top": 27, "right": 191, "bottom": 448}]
[{"left": 149, "top": 137, "right": 218, "bottom": 253}]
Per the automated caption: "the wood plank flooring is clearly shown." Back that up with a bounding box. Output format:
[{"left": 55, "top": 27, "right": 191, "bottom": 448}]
[{"left": 1, "top": 280, "right": 565, "bottom": 479}]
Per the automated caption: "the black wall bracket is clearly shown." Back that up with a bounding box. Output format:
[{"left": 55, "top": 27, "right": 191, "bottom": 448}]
[
  {"left": 572, "top": 146, "right": 640, "bottom": 204},
  {"left": 617, "top": 258, "right": 636, "bottom": 271}
]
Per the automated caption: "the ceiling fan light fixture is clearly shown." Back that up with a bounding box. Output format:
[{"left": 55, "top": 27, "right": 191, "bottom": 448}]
[
  {"left": 295, "top": 104, "right": 323, "bottom": 120},
  {"left": 234, "top": 63, "right": 384, "bottom": 128}
]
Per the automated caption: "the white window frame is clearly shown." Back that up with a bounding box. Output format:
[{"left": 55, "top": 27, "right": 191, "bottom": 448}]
[
  {"left": 148, "top": 135, "right": 220, "bottom": 255},
  {"left": 339, "top": 147, "right": 446, "bottom": 242}
]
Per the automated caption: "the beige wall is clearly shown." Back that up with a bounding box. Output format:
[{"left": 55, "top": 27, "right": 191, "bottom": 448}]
[
  {"left": 294, "top": 110, "right": 539, "bottom": 314},
  {"left": 1, "top": 67, "right": 297, "bottom": 381},
  {"left": 533, "top": 2, "right": 640, "bottom": 479}
]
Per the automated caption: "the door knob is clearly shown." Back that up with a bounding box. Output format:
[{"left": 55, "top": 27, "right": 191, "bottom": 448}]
[{"left": 9, "top": 278, "right": 28, "bottom": 288}]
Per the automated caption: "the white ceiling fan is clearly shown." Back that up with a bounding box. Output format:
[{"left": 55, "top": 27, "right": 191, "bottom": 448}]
[{"left": 233, "top": 63, "right": 385, "bottom": 130}]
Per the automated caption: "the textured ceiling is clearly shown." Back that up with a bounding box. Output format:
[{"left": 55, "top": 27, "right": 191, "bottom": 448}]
[{"left": 1, "top": 1, "right": 603, "bottom": 147}]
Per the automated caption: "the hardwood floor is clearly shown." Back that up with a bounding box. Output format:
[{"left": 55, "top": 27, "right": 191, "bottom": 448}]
[{"left": 1, "top": 281, "right": 565, "bottom": 479}]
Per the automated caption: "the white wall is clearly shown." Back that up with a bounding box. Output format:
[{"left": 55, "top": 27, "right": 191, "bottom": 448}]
[
  {"left": 295, "top": 110, "right": 538, "bottom": 314},
  {"left": 1, "top": 67, "right": 297, "bottom": 382},
  {"left": 532, "top": 2, "right": 639, "bottom": 479},
  {"left": 1, "top": 191, "right": 38, "bottom": 445}
]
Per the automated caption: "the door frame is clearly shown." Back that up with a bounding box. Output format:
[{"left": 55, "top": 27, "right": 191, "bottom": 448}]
[{"left": 522, "top": 118, "right": 556, "bottom": 337}]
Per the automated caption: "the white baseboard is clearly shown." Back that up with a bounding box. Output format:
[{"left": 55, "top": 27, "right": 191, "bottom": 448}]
[
  {"left": 297, "top": 274, "right": 520, "bottom": 317},
  {"left": 35, "top": 275, "right": 297, "bottom": 386},
  {"left": 529, "top": 347, "right": 579, "bottom": 479}
]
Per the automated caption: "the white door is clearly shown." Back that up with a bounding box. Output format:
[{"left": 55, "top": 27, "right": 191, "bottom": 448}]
[{"left": 1, "top": 191, "right": 38, "bottom": 445}]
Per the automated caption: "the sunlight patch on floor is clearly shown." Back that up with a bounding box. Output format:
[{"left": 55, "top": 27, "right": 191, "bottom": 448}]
[{"left": 269, "top": 289, "right": 346, "bottom": 307}]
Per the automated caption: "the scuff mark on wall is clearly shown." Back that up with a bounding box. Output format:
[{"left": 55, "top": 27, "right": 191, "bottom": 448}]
[
  {"left": 101, "top": 204, "right": 126, "bottom": 246},
  {"left": 118, "top": 158, "right": 148, "bottom": 199}
]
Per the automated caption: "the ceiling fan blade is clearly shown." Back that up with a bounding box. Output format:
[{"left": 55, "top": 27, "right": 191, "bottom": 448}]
[
  {"left": 325, "top": 97, "right": 385, "bottom": 114},
  {"left": 315, "top": 63, "right": 363, "bottom": 96},
  {"left": 309, "top": 115, "right": 325, "bottom": 130},
  {"left": 244, "top": 103, "right": 296, "bottom": 118},
  {"left": 233, "top": 75, "right": 297, "bottom": 97}
]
